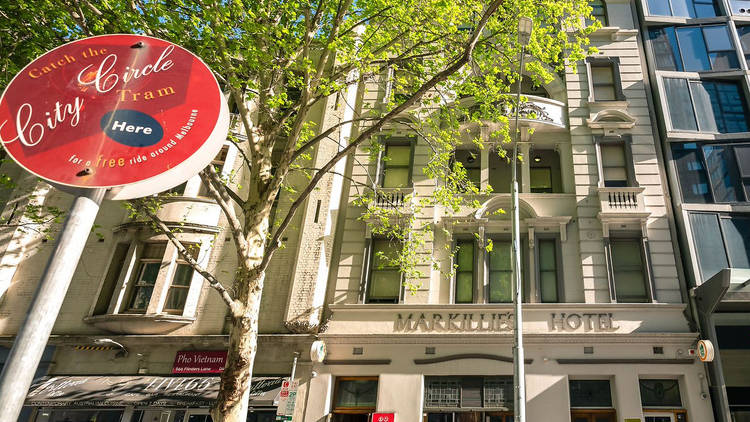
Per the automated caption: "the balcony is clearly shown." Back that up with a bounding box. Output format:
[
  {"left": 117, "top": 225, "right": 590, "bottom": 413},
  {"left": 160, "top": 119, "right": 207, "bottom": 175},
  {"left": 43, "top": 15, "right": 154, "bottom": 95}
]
[
  {"left": 511, "top": 95, "right": 567, "bottom": 131},
  {"left": 458, "top": 95, "right": 567, "bottom": 133},
  {"left": 597, "top": 187, "right": 650, "bottom": 221}
]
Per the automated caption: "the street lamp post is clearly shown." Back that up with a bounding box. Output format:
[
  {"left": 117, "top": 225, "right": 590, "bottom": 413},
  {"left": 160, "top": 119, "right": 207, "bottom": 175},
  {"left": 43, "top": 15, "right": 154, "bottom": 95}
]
[{"left": 512, "top": 15, "right": 533, "bottom": 422}]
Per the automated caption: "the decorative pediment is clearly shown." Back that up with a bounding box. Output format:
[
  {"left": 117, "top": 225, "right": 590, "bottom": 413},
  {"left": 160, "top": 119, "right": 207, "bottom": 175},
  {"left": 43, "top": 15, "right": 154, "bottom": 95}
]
[{"left": 586, "top": 109, "right": 636, "bottom": 130}]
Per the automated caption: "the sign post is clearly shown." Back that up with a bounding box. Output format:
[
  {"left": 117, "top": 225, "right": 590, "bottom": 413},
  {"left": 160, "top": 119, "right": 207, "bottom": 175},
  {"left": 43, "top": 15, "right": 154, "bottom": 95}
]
[{"left": 0, "top": 34, "right": 228, "bottom": 419}]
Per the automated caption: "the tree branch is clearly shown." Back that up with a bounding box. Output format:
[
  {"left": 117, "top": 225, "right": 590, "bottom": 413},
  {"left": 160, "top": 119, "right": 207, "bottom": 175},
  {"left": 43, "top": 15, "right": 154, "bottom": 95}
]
[
  {"left": 133, "top": 200, "right": 240, "bottom": 315},
  {"left": 258, "top": 0, "right": 505, "bottom": 273}
]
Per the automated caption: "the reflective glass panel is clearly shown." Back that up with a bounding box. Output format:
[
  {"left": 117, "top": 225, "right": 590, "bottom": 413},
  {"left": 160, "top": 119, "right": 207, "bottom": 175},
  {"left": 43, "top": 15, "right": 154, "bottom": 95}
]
[{"left": 689, "top": 212, "right": 728, "bottom": 280}]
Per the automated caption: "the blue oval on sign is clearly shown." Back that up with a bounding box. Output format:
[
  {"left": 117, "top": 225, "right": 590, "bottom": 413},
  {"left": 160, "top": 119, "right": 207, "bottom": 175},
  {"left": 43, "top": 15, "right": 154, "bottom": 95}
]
[{"left": 101, "top": 110, "right": 164, "bottom": 147}]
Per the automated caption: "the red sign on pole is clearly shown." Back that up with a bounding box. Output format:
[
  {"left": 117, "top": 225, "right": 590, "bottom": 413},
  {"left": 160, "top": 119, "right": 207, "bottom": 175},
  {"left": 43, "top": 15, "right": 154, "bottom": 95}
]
[
  {"left": 0, "top": 34, "right": 229, "bottom": 200},
  {"left": 372, "top": 413, "right": 395, "bottom": 422},
  {"left": 172, "top": 350, "right": 227, "bottom": 374}
]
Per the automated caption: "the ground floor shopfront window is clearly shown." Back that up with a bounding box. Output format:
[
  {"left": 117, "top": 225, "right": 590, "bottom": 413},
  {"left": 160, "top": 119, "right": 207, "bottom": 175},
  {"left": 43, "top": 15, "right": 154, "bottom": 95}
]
[
  {"left": 331, "top": 377, "right": 378, "bottom": 422},
  {"left": 36, "top": 409, "right": 124, "bottom": 422},
  {"left": 424, "top": 412, "right": 513, "bottom": 422},
  {"left": 569, "top": 379, "right": 616, "bottom": 422},
  {"left": 423, "top": 376, "right": 513, "bottom": 422}
]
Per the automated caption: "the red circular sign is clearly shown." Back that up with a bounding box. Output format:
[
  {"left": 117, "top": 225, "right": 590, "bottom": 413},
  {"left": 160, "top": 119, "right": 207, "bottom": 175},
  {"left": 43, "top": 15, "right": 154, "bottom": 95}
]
[{"left": 0, "top": 34, "right": 228, "bottom": 199}]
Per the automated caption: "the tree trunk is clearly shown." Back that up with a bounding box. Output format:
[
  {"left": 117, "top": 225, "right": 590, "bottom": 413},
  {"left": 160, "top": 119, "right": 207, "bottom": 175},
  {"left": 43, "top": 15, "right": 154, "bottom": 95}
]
[{"left": 211, "top": 268, "right": 265, "bottom": 422}]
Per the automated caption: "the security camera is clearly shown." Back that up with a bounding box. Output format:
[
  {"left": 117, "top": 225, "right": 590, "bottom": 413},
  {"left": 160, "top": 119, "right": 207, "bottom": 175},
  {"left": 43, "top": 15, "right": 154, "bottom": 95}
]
[
  {"left": 700, "top": 392, "right": 708, "bottom": 400},
  {"left": 311, "top": 371, "right": 318, "bottom": 378}
]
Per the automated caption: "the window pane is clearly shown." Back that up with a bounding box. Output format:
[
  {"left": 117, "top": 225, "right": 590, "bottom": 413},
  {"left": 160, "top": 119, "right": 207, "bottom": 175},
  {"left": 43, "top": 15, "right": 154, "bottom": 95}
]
[
  {"left": 456, "top": 241, "right": 474, "bottom": 268},
  {"left": 647, "top": 0, "right": 672, "bottom": 15},
  {"left": 703, "top": 26, "right": 733, "bottom": 51},
  {"left": 455, "top": 240, "right": 474, "bottom": 303},
  {"left": 671, "top": 0, "right": 692, "bottom": 17},
  {"left": 593, "top": 85, "right": 616, "bottom": 101},
  {"left": 603, "top": 167, "right": 628, "bottom": 182},
  {"left": 690, "top": 81, "right": 720, "bottom": 132},
  {"left": 713, "top": 82, "right": 749, "bottom": 133},
  {"left": 140, "top": 262, "right": 161, "bottom": 283},
  {"left": 689, "top": 213, "right": 728, "bottom": 280},
  {"left": 539, "top": 239, "right": 558, "bottom": 303},
  {"left": 172, "top": 264, "right": 193, "bottom": 286},
  {"left": 601, "top": 144, "right": 626, "bottom": 166},
  {"left": 142, "top": 242, "right": 167, "bottom": 259},
  {"left": 639, "top": 379, "right": 682, "bottom": 407},
  {"left": 694, "top": 1, "right": 718, "bottom": 18},
  {"left": 676, "top": 27, "right": 710, "bottom": 71},
  {"left": 611, "top": 239, "right": 648, "bottom": 303},
  {"left": 721, "top": 217, "right": 750, "bottom": 269},
  {"left": 735, "top": 145, "right": 750, "bottom": 178},
  {"left": 164, "top": 286, "right": 189, "bottom": 311},
  {"left": 335, "top": 380, "right": 378, "bottom": 408},
  {"left": 703, "top": 145, "right": 743, "bottom": 202},
  {"left": 649, "top": 28, "right": 680, "bottom": 71},
  {"left": 738, "top": 26, "right": 750, "bottom": 63},
  {"left": 385, "top": 145, "right": 411, "bottom": 166},
  {"left": 569, "top": 380, "right": 613, "bottom": 407},
  {"left": 592, "top": 66, "right": 614, "bottom": 84},
  {"left": 129, "top": 286, "right": 153, "bottom": 310},
  {"left": 489, "top": 271, "right": 512, "bottom": 303},
  {"left": 382, "top": 168, "right": 410, "bottom": 188},
  {"left": 530, "top": 168, "right": 552, "bottom": 192},
  {"left": 672, "top": 143, "right": 712, "bottom": 203},
  {"left": 663, "top": 78, "right": 697, "bottom": 131},
  {"left": 369, "top": 270, "right": 400, "bottom": 300},
  {"left": 372, "top": 239, "right": 399, "bottom": 268},
  {"left": 456, "top": 273, "right": 474, "bottom": 303}
]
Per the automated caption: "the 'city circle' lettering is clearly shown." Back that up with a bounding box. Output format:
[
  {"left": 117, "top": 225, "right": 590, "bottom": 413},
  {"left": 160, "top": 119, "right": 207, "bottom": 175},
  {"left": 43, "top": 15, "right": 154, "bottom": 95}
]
[
  {"left": 101, "top": 110, "right": 163, "bottom": 147},
  {"left": 0, "top": 34, "right": 229, "bottom": 200}
]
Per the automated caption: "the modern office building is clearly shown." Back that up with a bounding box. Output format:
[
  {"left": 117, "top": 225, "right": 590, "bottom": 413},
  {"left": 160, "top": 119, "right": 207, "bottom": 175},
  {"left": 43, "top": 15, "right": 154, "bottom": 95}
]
[
  {"left": 303, "top": 2, "right": 713, "bottom": 421},
  {"left": 634, "top": 0, "right": 750, "bottom": 421},
  {"left": 0, "top": 1, "right": 737, "bottom": 422}
]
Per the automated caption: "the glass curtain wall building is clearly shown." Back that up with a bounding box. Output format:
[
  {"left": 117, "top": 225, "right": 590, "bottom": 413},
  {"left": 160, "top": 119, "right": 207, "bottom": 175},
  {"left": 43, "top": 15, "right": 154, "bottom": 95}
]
[{"left": 636, "top": 0, "right": 750, "bottom": 421}]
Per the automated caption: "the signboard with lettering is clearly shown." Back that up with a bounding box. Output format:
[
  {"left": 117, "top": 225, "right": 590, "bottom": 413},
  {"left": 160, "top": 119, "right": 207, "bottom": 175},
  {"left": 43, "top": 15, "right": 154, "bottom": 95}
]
[
  {"left": 393, "top": 312, "right": 619, "bottom": 333},
  {"left": 0, "top": 34, "right": 229, "bottom": 200},
  {"left": 172, "top": 351, "right": 227, "bottom": 374},
  {"left": 372, "top": 413, "right": 396, "bottom": 422},
  {"left": 276, "top": 379, "right": 298, "bottom": 421}
]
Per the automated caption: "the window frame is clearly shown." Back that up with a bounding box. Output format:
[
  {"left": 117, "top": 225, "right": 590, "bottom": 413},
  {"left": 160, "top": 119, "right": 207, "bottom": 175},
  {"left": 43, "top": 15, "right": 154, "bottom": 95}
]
[
  {"left": 649, "top": 25, "right": 740, "bottom": 72},
  {"left": 452, "top": 238, "right": 478, "bottom": 304},
  {"left": 535, "top": 235, "right": 564, "bottom": 303},
  {"left": 162, "top": 242, "right": 200, "bottom": 315},
  {"left": 661, "top": 77, "right": 750, "bottom": 134},
  {"left": 568, "top": 379, "right": 615, "bottom": 409},
  {"left": 606, "top": 234, "right": 654, "bottom": 303},
  {"left": 332, "top": 376, "right": 379, "bottom": 414},
  {"left": 91, "top": 234, "right": 209, "bottom": 319},
  {"left": 638, "top": 378, "right": 684, "bottom": 408},
  {"left": 125, "top": 242, "right": 167, "bottom": 313},
  {"left": 644, "top": 0, "right": 719, "bottom": 18},
  {"left": 377, "top": 137, "right": 416, "bottom": 189},
  {"left": 594, "top": 135, "right": 637, "bottom": 188},
  {"left": 688, "top": 212, "right": 750, "bottom": 281},
  {"left": 586, "top": 57, "right": 626, "bottom": 103},
  {"left": 363, "top": 237, "right": 404, "bottom": 304},
  {"left": 486, "top": 235, "right": 529, "bottom": 304},
  {"left": 588, "top": 0, "right": 608, "bottom": 27}
]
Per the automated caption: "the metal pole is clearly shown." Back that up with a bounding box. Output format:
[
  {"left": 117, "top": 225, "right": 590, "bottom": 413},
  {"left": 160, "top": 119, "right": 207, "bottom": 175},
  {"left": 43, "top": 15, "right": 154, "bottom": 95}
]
[
  {"left": 512, "top": 46, "right": 527, "bottom": 422},
  {"left": 0, "top": 187, "right": 106, "bottom": 420},
  {"left": 290, "top": 351, "right": 300, "bottom": 381}
]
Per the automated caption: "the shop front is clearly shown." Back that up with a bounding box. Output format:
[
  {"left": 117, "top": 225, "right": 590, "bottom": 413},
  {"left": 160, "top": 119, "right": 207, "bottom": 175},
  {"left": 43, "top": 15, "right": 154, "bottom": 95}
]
[
  {"left": 304, "top": 304, "right": 716, "bottom": 422},
  {"left": 24, "top": 375, "right": 284, "bottom": 422}
]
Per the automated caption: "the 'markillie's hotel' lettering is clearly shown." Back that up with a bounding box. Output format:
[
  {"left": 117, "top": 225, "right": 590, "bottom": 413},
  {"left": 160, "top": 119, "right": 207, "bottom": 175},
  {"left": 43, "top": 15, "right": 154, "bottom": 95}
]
[
  {"left": 395, "top": 313, "right": 514, "bottom": 332},
  {"left": 394, "top": 312, "right": 619, "bottom": 333}
]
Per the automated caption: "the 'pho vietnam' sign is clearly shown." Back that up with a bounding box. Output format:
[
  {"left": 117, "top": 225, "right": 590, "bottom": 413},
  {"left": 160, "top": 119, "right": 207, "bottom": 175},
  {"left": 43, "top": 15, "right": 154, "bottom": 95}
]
[{"left": 0, "top": 34, "right": 229, "bottom": 200}]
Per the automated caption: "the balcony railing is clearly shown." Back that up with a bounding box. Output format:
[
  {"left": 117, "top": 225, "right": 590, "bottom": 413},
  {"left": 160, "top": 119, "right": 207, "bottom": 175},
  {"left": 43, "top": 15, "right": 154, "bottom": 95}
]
[
  {"left": 374, "top": 188, "right": 413, "bottom": 209},
  {"left": 598, "top": 187, "right": 647, "bottom": 216}
]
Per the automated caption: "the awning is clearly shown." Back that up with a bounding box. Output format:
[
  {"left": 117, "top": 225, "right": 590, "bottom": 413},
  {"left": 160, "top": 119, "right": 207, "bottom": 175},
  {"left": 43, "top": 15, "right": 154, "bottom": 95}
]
[{"left": 25, "top": 375, "right": 285, "bottom": 407}]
